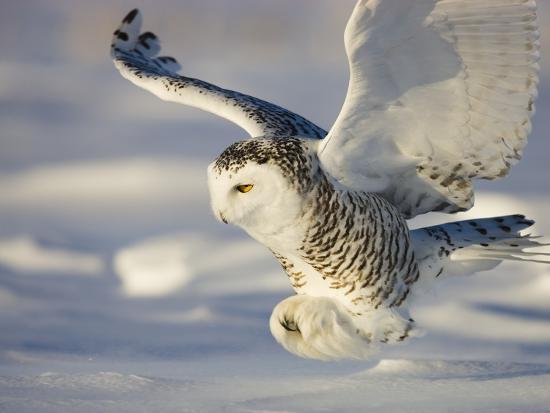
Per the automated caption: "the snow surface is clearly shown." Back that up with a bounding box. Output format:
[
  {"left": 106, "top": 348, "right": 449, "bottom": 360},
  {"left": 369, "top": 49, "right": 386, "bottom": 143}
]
[{"left": 1, "top": 1, "right": 550, "bottom": 412}]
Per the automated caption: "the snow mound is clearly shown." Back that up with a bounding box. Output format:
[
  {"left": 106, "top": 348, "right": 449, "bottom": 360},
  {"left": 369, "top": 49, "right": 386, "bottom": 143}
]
[
  {"left": 0, "top": 236, "right": 104, "bottom": 276},
  {"left": 113, "top": 233, "right": 207, "bottom": 297},
  {"left": 363, "top": 359, "right": 550, "bottom": 379},
  {"left": 114, "top": 232, "right": 286, "bottom": 297}
]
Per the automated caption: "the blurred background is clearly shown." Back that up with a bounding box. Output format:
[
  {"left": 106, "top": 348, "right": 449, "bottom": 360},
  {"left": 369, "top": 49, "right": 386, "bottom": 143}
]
[{"left": 1, "top": 1, "right": 550, "bottom": 409}]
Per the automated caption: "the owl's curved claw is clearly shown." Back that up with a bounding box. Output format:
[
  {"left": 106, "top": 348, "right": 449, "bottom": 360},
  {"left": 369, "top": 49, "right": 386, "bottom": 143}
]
[{"left": 280, "top": 317, "right": 300, "bottom": 333}]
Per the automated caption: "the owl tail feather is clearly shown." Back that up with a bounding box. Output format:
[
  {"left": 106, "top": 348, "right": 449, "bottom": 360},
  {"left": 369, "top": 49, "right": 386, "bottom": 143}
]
[
  {"left": 445, "top": 215, "right": 550, "bottom": 269},
  {"left": 456, "top": 235, "right": 550, "bottom": 265},
  {"left": 413, "top": 215, "right": 550, "bottom": 282}
]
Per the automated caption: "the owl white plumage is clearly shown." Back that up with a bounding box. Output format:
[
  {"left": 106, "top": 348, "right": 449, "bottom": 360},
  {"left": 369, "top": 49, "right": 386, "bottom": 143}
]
[{"left": 111, "top": 0, "right": 548, "bottom": 360}]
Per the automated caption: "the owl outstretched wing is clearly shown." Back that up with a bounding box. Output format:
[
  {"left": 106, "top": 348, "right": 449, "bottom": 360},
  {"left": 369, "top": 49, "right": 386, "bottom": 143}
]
[
  {"left": 111, "top": 9, "right": 326, "bottom": 140},
  {"left": 318, "top": 0, "right": 540, "bottom": 218}
]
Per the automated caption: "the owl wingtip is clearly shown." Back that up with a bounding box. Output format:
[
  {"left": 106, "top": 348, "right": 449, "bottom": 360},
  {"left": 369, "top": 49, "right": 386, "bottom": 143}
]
[{"left": 122, "top": 9, "right": 140, "bottom": 25}]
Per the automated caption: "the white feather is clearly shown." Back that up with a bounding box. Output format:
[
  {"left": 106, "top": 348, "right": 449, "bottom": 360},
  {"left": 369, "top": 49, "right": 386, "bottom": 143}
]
[
  {"left": 318, "top": 0, "right": 540, "bottom": 218},
  {"left": 111, "top": 10, "right": 326, "bottom": 140},
  {"left": 270, "top": 295, "right": 420, "bottom": 360}
]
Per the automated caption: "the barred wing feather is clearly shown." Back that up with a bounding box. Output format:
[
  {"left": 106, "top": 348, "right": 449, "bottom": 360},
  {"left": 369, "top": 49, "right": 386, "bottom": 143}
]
[{"left": 111, "top": 9, "right": 326, "bottom": 140}]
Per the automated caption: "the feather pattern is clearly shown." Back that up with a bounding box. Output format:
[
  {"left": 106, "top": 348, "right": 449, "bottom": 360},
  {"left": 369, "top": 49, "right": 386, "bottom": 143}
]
[
  {"left": 318, "top": 0, "right": 540, "bottom": 218},
  {"left": 412, "top": 214, "right": 549, "bottom": 286},
  {"left": 111, "top": 9, "right": 326, "bottom": 140}
]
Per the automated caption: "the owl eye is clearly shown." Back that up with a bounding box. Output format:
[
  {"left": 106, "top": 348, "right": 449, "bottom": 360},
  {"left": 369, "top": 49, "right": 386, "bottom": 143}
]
[{"left": 236, "top": 184, "right": 254, "bottom": 193}]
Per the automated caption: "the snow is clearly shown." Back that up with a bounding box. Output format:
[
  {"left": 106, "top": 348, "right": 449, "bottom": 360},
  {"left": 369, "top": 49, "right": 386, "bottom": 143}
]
[
  {"left": 1, "top": 360, "right": 550, "bottom": 413},
  {"left": 0, "top": 237, "right": 104, "bottom": 276},
  {"left": 114, "top": 234, "right": 199, "bottom": 297},
  {"left": 1, "top": 1, "right": 550, "bottom": 412},
  {"left": 0, "top": 158, "right": 205, "bottom": 211}
]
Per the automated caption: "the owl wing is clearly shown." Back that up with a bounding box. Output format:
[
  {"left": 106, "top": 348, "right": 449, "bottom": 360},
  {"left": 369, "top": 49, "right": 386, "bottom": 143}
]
[
  {"left": 111, "top": 10, "right": 326, "bottom": 139},
  {"left": 318, "top": 0, "right": 540, "bottom": 218}
]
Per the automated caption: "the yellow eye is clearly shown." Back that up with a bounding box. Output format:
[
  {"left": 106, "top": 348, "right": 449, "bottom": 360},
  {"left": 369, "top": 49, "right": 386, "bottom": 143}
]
[{"left": 236, "top": 184, "right": 254, "bottom": 193}]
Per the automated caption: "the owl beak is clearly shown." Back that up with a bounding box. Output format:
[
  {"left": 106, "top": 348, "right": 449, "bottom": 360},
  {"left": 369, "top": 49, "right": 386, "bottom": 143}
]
[{"left": 219, "top": 211, "right": 228, "bottom": 224}]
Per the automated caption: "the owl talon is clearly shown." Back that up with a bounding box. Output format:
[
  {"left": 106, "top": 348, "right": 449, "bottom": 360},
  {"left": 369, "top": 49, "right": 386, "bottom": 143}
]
[{"left": 280, "top": 317, "right": 300, "bottom": 333}]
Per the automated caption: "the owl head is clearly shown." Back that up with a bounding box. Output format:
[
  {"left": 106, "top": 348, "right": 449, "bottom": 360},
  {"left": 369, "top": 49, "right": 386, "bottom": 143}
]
[{"left": 207, "top": 137, "right": 319, "bottom": 239}]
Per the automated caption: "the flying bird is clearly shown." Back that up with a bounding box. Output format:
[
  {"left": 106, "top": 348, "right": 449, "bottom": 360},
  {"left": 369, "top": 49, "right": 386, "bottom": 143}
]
[{"left": 111, "top": 0, "right": 547, "bottom": 360}]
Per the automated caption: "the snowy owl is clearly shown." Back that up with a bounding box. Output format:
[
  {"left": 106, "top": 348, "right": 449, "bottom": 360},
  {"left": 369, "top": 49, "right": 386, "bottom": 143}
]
[{"left": 111, "top": 1, "right": 547, "bottom": 360}]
